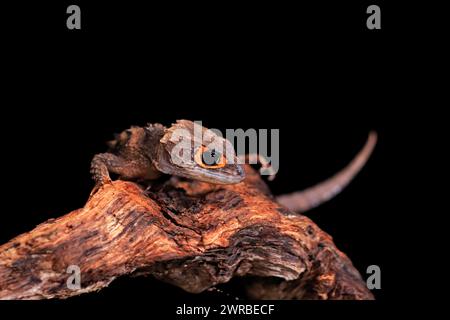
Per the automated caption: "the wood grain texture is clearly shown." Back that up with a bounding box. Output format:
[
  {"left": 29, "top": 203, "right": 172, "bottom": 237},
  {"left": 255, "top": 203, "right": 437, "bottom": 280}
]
[{"left": 0, "top": 167, "right": 373, "bottom": 300}]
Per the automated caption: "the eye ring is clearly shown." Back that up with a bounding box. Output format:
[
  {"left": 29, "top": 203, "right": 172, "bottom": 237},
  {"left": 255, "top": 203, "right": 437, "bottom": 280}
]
[{"left": 194, "top": 146, "right": 226, "bottom": 169}]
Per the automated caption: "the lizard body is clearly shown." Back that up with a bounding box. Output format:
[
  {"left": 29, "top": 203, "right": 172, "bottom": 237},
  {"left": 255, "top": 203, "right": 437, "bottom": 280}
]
[
  {"left": 91, "top": 120, "right": 245, "bottom": 187},
  {"left": 91, "top": 120, "right": 376, "bottom": 213}
]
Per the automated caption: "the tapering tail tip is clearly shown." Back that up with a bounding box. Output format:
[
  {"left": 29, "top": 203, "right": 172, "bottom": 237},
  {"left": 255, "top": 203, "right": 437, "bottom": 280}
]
[{"left": 367, "top": 130, "right": 378, "bottom": 153}]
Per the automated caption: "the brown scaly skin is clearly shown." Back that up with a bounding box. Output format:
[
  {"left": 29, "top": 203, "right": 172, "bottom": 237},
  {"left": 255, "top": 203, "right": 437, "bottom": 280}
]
[
  {"left": 92, "top": 120, "right": 376, "bottom": 213},
  {"left": 90, "top": 120, "right": 245, "bottom": 187},
  {"left": 91, "top": 125, "right": 165, "bottom": 185}
]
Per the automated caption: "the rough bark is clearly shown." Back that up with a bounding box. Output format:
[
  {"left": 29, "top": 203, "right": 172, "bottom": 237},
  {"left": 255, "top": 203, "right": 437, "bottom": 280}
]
[{"left": 0, "top": 166, "right": 373, "bottom": 300}]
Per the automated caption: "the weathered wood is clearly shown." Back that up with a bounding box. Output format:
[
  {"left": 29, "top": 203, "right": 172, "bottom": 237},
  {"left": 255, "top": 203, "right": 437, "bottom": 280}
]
[{"left": 0, "top": 167, "right": 373, "bottom": 300}]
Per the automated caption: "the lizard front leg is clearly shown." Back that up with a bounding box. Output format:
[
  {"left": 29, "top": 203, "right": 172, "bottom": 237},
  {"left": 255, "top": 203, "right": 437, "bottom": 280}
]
[{"left": 90, "top": 153, "right": 151, "bottom": 186}]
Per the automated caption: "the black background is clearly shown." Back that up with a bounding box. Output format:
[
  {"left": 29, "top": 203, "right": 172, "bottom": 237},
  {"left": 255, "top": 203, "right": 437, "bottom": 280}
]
[{"left": 1, "top": 0, "right": 427, "bottom": 318}]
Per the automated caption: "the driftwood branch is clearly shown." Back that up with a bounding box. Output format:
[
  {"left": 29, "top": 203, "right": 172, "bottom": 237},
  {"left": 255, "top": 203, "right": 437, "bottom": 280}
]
[{"left": 0, "top": 167, "right": 373, "bottom": 300}]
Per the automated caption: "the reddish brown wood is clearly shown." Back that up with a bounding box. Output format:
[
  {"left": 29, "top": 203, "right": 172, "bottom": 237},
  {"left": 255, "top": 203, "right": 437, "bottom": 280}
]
[{"left": 0, "top": 167, "right": 373, "bottom": 300}]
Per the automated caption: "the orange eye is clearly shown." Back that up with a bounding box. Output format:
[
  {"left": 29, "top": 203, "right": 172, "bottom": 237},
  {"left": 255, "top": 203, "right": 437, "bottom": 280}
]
[{"left": 194, "top": 146, "right": 226, "bottom": 169}]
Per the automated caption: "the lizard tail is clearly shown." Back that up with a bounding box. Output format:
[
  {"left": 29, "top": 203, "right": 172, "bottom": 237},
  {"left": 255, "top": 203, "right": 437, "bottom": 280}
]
[{"left": 276, "top": 131, "right": 377, "bottom": 213}]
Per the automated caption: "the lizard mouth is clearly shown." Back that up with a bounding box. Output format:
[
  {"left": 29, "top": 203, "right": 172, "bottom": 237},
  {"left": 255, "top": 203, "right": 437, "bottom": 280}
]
[{"left": 178, "top": 164, "right": 245, "bottom": 184}]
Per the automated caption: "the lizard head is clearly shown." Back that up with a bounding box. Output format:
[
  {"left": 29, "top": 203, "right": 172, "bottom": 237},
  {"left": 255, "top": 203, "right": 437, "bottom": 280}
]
[{"left": 154, "top": 120, "right": 245, "bottom": 184}]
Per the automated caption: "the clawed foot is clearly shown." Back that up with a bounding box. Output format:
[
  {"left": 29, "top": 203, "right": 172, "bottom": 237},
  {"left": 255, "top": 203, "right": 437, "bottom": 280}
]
[{"left": 89, "top": 178, "right": 112, "bottom": 198}]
